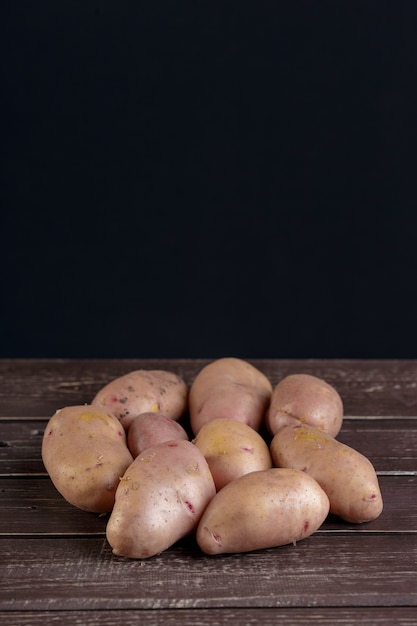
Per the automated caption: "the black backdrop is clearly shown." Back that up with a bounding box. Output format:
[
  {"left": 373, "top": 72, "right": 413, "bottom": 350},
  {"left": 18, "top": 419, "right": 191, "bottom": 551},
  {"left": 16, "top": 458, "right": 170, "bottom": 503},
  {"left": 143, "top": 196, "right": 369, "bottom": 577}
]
[{"left": 2, "top": 1, "right": 417, "bottom": 359}]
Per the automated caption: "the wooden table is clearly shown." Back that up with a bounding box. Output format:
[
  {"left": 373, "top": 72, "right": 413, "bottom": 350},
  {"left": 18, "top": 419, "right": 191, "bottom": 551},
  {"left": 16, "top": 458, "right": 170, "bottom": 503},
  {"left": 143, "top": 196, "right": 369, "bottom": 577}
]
[{"left": 1, "top": 358, "right": 416, "bottom": 625}]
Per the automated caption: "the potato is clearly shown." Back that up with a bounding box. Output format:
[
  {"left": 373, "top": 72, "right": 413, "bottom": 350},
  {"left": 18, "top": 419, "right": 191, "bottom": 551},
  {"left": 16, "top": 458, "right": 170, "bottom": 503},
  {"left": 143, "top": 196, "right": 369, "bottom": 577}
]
[
  {"left": 127, "top": 412, "right": 189, "bottom": 457},
  {"left": 196, "top": 468, "right": 329, "bottom": 555},
  {"left": 91, "top": 369, "right": 188, "bottom": 430},
  {"left": 41, "top": 405, "right": 134, "bottom": 513},
  {"left": 193, "top": 417, "right": 272, "bottom": 490},
  {"left": 106, "top": 439, "right": 216, "bottom": 559},
  {"left": 266, "top": 373, "right": 343, "bottom": 437},
  {"left": 270, "top": 423, "right": 383, "bottom": 523},
  {"left": 189, "top": 357, "right": 272, "bottom": 435}
]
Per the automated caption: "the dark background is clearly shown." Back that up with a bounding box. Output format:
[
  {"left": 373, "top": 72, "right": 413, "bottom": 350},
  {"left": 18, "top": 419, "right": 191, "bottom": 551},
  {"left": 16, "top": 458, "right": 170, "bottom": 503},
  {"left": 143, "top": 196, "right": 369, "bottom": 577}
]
[{"left": 2, "top": 1, "right": 417, "bottom": 359}]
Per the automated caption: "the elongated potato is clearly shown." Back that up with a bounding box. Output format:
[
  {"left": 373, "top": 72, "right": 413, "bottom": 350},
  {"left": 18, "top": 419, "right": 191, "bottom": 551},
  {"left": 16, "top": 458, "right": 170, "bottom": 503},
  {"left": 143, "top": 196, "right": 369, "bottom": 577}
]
[
  {"left": 41, "top": 405, "right": 134, "bottom": 513},
  {"left": 92, "top": 369, "right": 188, "bottom": 430},
  {"left": 270, "top": 423, "right": 383, "bottom": 523},
  {"left": 193, "top": 417, "right": 272, "bottom": 490},
  {"left": 106, "top": 439, "right": 216, "bottom": 559},
  {"left": 127, "top": 412, "right": 189, "bottom": 457},
  {"left": 189, "top": 357, "right": 272, "bottom": 435},
  {"left": 266, "top": 373, "right": 343, "bottom": 437},
  {"left": 196, "top": 468, "right": 329, "bottom": 555}
]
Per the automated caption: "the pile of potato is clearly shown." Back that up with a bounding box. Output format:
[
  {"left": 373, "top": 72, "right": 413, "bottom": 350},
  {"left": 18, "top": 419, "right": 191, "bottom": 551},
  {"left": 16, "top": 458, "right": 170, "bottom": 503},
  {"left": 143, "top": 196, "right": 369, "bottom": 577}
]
[{"left": 42, "top": 358, "right": 383, "bottom": 559}]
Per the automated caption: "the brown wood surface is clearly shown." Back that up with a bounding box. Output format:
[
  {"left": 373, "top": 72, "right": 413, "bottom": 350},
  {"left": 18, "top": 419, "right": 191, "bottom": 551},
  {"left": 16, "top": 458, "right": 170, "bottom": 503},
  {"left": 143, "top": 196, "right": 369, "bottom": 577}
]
[{"left": 0, "top": 359, "right": 416, "bottom": 625}]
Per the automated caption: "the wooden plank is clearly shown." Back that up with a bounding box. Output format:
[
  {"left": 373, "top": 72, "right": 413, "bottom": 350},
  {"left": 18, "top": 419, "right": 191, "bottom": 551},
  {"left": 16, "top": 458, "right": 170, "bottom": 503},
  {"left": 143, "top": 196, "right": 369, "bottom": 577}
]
[
  {"left": 0, "top": 475, "right": 415, "bottom": 536},
  {"left": 323, "top": 474, "right": 417, "bottom": 532},
  {"left": 336, "top": 419, "right": 417, "bottom": 472},
  {"left": 0, "top": 478, "right": 108, "bottom": 535},
  {"left": 1, "top": 417, "right": 417, "bottom": 475},
  {"left": 3, "top": 607, "right": 417, "bottom": 626},
  {"left": 2, "top": 358, "right": 417, "bottom": 417},
  {"left": 0, "top": 421, "right": 46, "bottom": 475},
  {"left": 1, "top": 535, "right": 416, "bottom": 610}
]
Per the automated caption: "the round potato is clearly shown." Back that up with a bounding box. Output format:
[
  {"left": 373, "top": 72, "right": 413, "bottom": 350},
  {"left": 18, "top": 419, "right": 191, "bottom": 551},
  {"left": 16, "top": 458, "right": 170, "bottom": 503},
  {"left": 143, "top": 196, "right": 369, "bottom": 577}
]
[
  {"left": 193, "top": 417, "right": 272, "bottom": 490},
  {"left": 196, "top": 468, "right": 330, "bottom": 555},
  {"left": 41, "top": 405, "right": 134, "bottom": 513},
  {"left": 127, "top": 412, "right": 189, "bottom": 457},
  {"left": 91, "top": 369, "right": 188, "bottom": 430},
  {"left": 266, "top": 373, "right": 343, "bottom": 437},
  {"left": 189, "top": 357, "right": 272, "bottom": 435},
  {"left": 270, "top": 423, "right": 383, "bottom": 523},
  {"left": 106, "top": 439, "right": 216, "bottom": 559}
]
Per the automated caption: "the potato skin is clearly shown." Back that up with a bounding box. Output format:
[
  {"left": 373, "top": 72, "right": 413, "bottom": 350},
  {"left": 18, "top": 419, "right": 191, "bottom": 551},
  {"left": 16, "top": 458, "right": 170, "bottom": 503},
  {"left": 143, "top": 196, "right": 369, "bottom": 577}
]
[
  {"left": 106, "top": 439, "right": 216, "bottom": 559},
  {"left": 266, "top": 373, "right": 343, "bottom": 437},
  {"left": 270, "top": 423, "right": 383, "bottom": 523},
  {"left": 193, "top": 417, "right": 272, "bottom": 490},
  {"left": 189, "top": 357, "right": 272, "bottom": 435},
  {"left": 196, "top": 468, "right": 329, "bottom": 555},
  {"left": 127, "top": 412, "right": 189, "bottom": 457},
  {"left": 41, "top": 405, "right": 134, "bottom": 513},
  {"left": 91, "top": 369, "right": 188, "bottom": 430}
]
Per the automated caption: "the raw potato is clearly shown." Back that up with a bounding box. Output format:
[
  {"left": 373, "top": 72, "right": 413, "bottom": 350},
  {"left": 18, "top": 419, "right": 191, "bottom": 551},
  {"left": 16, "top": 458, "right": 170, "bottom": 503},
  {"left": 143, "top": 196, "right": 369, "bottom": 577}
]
[
  {"left": 127, "top": 412, "right": 189, "bottom": 457},
  {"left": 41, "top": 405, "right": 134, "bottom": 513},
  {"left": 266, "top": 373, "right": 343, "bottom": 437},
  {"left": 91, "top": 369, "right": 188, "bottom": 430},
  {"left": 189, "top": 357, "right": 272, "bottom": 435},
  {"left": 270, "top": 423, "right": 383, "bottom": 523},
  {"left": 196, "top": 468, "right": 330, "bottom": 555},
  {"left": 106, "top": 439, "right": 216, "bottom": 559},
  {"left": 193, "top": 417, "right": 272, "bottom": 490}
]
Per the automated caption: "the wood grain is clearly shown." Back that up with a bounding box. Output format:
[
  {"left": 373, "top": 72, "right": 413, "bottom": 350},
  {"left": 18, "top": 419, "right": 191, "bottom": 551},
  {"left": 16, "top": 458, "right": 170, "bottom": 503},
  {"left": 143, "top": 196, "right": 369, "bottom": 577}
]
[
  {"left": 1, "top": 359, "right": 416, "bottom": 624},
  {"left": 4, "top": 607, "right": 417, "bottom": 626},
  {"left": 1, "top": 535, "right": 417, "bottom": 610}
]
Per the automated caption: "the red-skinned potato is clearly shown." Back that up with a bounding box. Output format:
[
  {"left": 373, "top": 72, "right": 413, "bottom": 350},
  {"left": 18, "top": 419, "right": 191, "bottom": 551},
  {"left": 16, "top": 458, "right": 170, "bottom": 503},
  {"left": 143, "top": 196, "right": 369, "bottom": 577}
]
[
  {"left": 189, "top": 357, "right": 272, "bottom": 435},
  {"left": 196, "top": 468, "right": 330, "bottom": 555},
  {"left": 106, "top": 439, "right": 216, "bottom": 559},
  {"left": 41, "top": 405, "right": 134, "bottom": 513},
  {"left": 270, "top": 423, "right": 383, "bottom": 523},
  {"left": 127, "top": 412, "right": 189, "bottom": 457},
  {"left": 266, "top": 373, "right": 343, "bottom": 437},
  {"left": 193, "top": 417, "right": 272, "bottom": 490},
  {"left": 91, "top": 369, "right": 188, "bottom": 430}
]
